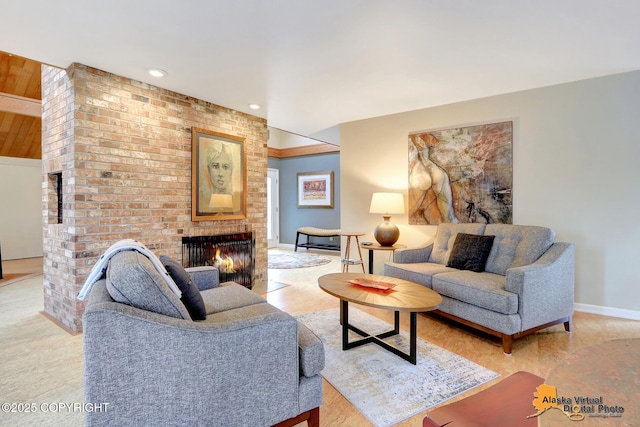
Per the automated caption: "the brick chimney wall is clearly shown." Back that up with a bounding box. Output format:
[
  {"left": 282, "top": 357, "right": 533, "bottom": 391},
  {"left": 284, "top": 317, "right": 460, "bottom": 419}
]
[{"left": 41, "top": 63, "right": 268, "bottom": 333}]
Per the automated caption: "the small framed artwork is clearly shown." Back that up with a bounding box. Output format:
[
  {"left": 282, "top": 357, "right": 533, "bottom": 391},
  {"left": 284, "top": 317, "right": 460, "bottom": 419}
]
[
  {"left": 191, "top": 128, "right": 247, "bottom": 221},
  {"left": 297, "top": 170, "right": 334, "bottom": 208}
]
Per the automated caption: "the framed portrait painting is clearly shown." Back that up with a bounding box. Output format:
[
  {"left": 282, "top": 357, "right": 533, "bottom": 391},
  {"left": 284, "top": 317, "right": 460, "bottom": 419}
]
[
  {"left": 297, "top": 171, "right": 334, "bottom": 208},
  {"left": 191, "top": 128, "right": 247, "bottom": 221}
]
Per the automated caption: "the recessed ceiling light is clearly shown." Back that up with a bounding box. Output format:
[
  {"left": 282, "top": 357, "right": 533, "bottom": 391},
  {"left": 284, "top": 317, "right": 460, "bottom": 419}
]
[
  {"left": 248, "top": 104, "right": 261, "bottom": 110},
  {"left": 147, "top": 68, "right": 167, "bottom": 78}
]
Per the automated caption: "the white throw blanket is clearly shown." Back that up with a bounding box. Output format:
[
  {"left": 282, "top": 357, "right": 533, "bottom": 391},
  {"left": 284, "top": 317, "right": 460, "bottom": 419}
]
[{"left": 77, "top": 239, "right": 182, "bottom": 300}]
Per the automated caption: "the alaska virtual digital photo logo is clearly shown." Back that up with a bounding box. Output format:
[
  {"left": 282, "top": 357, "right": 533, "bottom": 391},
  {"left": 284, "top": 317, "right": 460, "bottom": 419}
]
[{"left": 528, "top": 383, "right": 625, "bottom": 421}]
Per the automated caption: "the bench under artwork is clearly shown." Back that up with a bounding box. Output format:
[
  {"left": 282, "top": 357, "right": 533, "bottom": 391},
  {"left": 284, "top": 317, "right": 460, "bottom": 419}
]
[{"left": 294, "top": 227, "right": 341, "bottom": 252}]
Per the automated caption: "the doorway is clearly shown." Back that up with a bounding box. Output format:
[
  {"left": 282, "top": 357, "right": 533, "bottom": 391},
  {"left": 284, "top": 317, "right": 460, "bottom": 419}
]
[{"left": 267, "top": 168, "right": 279, "bottom": 248}]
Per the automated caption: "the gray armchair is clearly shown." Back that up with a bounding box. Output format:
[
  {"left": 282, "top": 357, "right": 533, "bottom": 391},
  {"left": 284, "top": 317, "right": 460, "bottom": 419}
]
[{"left": 82, "top": 250, "right": 324, "bottom": 427}]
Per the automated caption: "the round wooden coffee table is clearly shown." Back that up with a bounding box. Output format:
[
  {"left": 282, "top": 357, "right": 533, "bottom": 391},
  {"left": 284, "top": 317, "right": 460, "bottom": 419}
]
[{"left": 318, "top": 272, "right": 442, "bottom": 364}]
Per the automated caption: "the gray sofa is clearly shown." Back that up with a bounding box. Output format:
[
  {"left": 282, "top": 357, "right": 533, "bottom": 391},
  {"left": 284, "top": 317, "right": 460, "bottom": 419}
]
[
  {"left": 383, "top": 223, "right": 575, "bottom": 354},
  {"left": 83, "top": 250, "right": 324, "bottom": 427}
]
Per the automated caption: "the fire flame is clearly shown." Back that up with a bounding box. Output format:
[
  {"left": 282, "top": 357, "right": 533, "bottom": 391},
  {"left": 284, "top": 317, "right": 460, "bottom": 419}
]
[{"left": 213, "top": 248, "right": 236, "bottom": 273}]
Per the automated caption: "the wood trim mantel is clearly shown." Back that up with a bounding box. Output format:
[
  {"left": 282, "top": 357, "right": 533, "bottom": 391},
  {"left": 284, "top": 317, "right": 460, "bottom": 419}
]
[
  {"left": 0, "top": 92, "right": 42, "bottom": 117},
  {"left": 268, "top": 143, "right": 340, "bottom": 158}
]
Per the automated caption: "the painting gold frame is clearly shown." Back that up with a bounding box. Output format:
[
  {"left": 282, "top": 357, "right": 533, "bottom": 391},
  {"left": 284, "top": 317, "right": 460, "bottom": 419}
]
[{"left": 191, "top": 128, "right": 247, "bottom": 221}]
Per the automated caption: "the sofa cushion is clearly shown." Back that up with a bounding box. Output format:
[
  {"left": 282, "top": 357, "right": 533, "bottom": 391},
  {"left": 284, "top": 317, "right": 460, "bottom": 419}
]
[
  {"left": 106, "top": 250, "right": 191, "bottom": 320},
  {"left": 200, "top": 282, "right": 266, "bottom": 315},
  {"left": 160, "top": 255, "right": 207, "bottom": 321},
  {"left": 429, "top": 223, "right": 487, "bottom": 265},
  {"left": 432, "top": 270, "right": 518, "bottom": 315},
  {"left": 484, "top": 225, "right": 555, "bottom": 275},
  {"left": 202, "top": 301, "right": 283, "bottom": 324},
  {"left": 446, "top": 233, "right": 495, "bottom": 272},
  {"left": 383, "top": 262, "right": 456, "bottom": 288}
]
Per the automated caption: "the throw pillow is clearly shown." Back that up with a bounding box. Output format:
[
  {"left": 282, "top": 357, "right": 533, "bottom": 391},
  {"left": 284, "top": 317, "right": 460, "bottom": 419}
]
[
  {"left": 160, "top": 255, "right": 207, "bottom": 321},
  {"left": 446, "top": 233, "right": 495, "bottom": 273}
]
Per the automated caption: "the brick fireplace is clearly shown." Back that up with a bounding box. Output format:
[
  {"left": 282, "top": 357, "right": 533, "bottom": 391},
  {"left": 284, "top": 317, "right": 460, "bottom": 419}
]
[{"left": 41, "top": 63, "right": 268, "bottom": 333}]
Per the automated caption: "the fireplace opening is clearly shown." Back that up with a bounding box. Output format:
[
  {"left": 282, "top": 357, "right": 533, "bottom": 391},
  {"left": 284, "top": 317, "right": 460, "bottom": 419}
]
[{"left": 182, "top": 232, "right": 254, "bottom": 289}]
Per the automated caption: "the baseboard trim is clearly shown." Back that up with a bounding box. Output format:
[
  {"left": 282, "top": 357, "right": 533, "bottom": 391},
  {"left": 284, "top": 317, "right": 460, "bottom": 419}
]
[
  {"left": 39, "top": 310, "right": 82, "bottom": 335},
  {"left": 574, "top": 303, "right": 640, "bottom": 321},
  {"left": 276, "top": 243, "right": 340, "bottom": 255}
]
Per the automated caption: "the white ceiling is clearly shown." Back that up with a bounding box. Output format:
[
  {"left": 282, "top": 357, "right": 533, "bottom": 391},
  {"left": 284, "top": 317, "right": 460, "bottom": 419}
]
[{"left": 2, "top": 1, "right": 639, "bottom": 139}]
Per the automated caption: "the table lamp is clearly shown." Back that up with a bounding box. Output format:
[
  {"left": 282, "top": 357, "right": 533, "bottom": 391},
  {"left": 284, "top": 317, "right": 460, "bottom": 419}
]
[{"left": 369, "top": 192, "right": 405, "bottom": 246}]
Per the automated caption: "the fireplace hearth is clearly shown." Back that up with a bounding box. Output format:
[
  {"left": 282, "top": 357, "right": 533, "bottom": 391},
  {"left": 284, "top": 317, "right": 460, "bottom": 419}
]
[{"left": 182, "top": 232, "right": 254, "bottom": 289}]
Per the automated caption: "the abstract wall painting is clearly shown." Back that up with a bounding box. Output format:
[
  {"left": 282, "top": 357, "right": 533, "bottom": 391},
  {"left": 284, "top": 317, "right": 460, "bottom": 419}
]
[{"left": 408, "top": 121, "right": 513, "bottom": 225}]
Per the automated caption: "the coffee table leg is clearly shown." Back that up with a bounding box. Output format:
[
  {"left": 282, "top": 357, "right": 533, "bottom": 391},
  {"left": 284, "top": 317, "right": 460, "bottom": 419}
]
[
  {"left": 409, "top": 312, "right": 417, "bottom": 364},
  {"left": 341, "top": 299, "right": 349, "bottom": 350},
  {"left": 393, "top": 310, "right": 400, "bottom": 334},
  {"left": 340, "top": 302, "right": 418, "bottom": 364}
]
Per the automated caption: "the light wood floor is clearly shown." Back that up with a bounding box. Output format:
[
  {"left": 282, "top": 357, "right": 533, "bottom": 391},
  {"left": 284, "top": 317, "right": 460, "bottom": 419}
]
[{"left": 1, "top": 252, "right": 639, "bottom": 426}]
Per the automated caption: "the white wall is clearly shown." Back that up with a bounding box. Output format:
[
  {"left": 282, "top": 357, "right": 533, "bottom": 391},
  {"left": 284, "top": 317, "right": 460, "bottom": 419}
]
[
  {"left": 340, "top": 70, "right": 640, "bottom": 315},
  {"left": 0, "top": 156, "right": 43, "bottom": 260}
]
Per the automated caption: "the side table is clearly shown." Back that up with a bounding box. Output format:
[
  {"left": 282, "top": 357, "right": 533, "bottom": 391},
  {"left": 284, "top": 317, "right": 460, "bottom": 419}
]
[
  {"left": 340, "top": 232, "right": 365, "bottom": 273},
  {"left": 360, "top": 243, "right": 406, "bottom": 274}
]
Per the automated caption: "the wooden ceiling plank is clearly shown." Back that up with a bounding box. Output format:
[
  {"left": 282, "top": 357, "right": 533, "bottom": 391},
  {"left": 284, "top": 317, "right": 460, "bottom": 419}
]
[
  {"left": 8, "top": 115, "right": 34, "bottom": 159},
  {"left": 23, "top": 118, "right": 42, "bottom": 159},
  {"left": 0, "top": 52, "right": 41, "bottom": 99},
  {"left": 1, "top": 113, "right": 23, "bottom": 156},
  {"left": 1, "top": 55, "right": 25, "bottom": 94},
  {"left": 26, "top": 63, "right": 42, "bottom": 100},
  {"left": 0, "top": 55, "right": 10, "bottom": 91},
  {"left": 0, "top": 92, "right": 42, "bottom": 117},
  {"left": 13, "top": 58, "right": 39, "bottom": 97},
  {"left": 15, "top": 117, "right": 39, "bottom": 159},
  {"left": 0, "top": 114, "right": 15, "bottom": 157},
  {"left": 0, "top": 111, "right": 12, "bottom": 133}
]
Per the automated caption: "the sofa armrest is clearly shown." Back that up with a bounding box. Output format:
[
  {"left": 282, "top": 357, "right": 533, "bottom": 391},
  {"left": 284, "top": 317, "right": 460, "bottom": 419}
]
[
  {"left": 393, "top": 242, "right": 434, "bottom": 263},
  {"left": 84, "top": 285, "right": 302, "bottom": 426},
  {"left": 505, "top": 242, "right": 575, "bottom": 331},
  {"left": 186, "top": 265, "right": 220, "bottom": 291},
  {"left": 297, "top": 321, "right": 325, "bottom": 377}
]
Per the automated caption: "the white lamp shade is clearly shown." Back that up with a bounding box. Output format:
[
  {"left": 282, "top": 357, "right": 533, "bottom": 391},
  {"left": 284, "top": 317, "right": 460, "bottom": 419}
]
[{"left": 369, "top": 192, "right": 405, "bottom": 215}]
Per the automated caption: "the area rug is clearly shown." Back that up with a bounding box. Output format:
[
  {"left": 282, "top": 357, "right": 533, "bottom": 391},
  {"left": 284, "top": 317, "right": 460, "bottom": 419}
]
[
  {"left": 296, "top": 308, "right": 499, "bottom": 427},
  {"left": 267, "top": 252, "right": 332, "bottom": 269}
]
